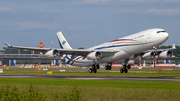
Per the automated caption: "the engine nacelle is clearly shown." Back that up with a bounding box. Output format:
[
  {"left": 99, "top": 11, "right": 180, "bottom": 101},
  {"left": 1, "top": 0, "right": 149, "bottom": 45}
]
[
  {"left": 45, "top": 49, "right": 58, "bottom": 57},
  {"left": 87, "top": 51, "right": 102, "bottom": 60},
  {"left": 142, "top": 52, "right": 155, "bottom": 59},
  {"left": 159, "top": 51, "right": 172, "bottom": 58}
]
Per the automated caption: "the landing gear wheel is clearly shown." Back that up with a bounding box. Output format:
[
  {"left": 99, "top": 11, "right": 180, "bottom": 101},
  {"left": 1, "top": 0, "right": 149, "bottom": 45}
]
[
  {"left": 96, "top": 64, "right": 100, "bottom": 69},
  {"left": 93, "top": 69, "right": 97, "bottom": 73},
  {"left": 92, "top": 65, "right": 96, "bottom": 69},
  {"left": 124, "top": 69, "right": 128, "bottom": 73},
  {"left": 120, "top": 69, "right": 124, "bottom": 73},
  {"left": 105, "top": 66, "right": 109, "bottom": 70},
  {"left": 89, "top": 68, "right": 93, "bottom": 73},
  {"left": 105, "top": 65, "right": 112, "bottom": 70},
  {"left": 127, "top": 65, "right": 131, "bottom": 69}
]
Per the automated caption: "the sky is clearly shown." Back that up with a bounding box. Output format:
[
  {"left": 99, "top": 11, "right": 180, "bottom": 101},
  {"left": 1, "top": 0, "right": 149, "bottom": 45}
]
[{"left": 0, "top": 0, "right": 180, "bottom": 49}]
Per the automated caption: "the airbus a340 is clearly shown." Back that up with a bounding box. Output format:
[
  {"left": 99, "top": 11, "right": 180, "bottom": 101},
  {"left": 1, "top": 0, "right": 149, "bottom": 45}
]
[{"left": 4, "top": 28, "right": 175, "bottom": 73}]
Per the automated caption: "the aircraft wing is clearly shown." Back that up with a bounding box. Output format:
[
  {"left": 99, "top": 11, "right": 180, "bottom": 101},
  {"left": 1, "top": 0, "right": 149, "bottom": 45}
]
[
  {"left": 145, "top": 44, "right": 176, "bottom": 53},
  {"left": 4, "top": 42, "right": 117, "bottom": 57},
  {"left": 135, "top": 44, "right": 177, "bottom": 59},
  {"left": 4, "top": 42, "right": 51, "bottom": 51},
  {"left": 0, "top": 56, "right": 64, "bottom": 60}
]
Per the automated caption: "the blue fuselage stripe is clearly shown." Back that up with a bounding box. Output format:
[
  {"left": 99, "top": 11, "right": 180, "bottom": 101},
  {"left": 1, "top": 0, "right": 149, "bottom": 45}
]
[
  {"left": 66, "top": 55, "right": 78, "bottom": 64},
  {"left": 94, "top": 42, "right": 153, "bottom": 50},
  {"left": 58, "top": 37, "right": 63, "bottom": 49}
]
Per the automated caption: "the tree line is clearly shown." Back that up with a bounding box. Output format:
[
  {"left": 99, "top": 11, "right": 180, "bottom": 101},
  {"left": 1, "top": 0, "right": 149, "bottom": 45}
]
[{"left": 159, "top": 45, "right": 180, "bottom": 57}]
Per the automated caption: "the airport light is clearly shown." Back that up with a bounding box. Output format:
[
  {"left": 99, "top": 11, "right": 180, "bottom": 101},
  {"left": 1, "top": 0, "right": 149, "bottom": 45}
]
[{"left": 38, "top": 41, "right": 44, "bottom": 48}]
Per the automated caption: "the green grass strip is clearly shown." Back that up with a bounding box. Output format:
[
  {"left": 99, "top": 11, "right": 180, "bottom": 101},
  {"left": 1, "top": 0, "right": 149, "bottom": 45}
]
[{"left": 0, "top": 78, "right": 180, "bottom": 90}]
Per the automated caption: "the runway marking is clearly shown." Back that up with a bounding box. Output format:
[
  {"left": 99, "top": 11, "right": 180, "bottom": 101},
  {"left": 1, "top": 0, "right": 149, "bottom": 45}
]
[
  {"left": 0, "top": 74, "right": 180, "bottom": 82},
  {"left": 162, "top": 69, "right": 172, "bottom": 70}
]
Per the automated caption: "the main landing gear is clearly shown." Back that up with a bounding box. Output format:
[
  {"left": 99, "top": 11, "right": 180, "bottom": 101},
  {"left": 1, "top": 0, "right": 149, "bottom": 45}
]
[
  {"left": 120, "top": 65, "right": 131, "bottom": 73},
  {"left": 105, "top": 63, "right": 112, "bottom": 70},
  {"left": 89, "top": 64, "right": 100, "bottom": 73}
]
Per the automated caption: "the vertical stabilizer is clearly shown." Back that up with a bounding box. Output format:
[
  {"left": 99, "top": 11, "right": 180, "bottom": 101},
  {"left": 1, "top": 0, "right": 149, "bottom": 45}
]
[
  {"left": 172, "top": 44, "right": 176, "bottom": 49},
  {"left": 56, "top": 31, "right": 72, "bottom": 49}
]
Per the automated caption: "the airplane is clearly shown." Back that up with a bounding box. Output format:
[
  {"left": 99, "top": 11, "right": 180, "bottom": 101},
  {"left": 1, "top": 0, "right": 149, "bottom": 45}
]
[{"left": 4, "top": 28, "right": 175, "bottom": 73}]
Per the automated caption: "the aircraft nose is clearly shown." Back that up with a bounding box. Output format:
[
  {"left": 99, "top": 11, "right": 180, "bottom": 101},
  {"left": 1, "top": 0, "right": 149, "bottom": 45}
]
[
  {"left": 164, "top": 32, "right": 169, "bottom": 38},
  {"left": 162, "top": 32, "right": 169, "bottom": 41}
]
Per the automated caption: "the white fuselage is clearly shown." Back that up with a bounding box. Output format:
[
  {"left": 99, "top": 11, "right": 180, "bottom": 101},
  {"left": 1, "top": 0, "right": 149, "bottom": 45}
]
[{"left": 64, "top": 28, "right": 169, "bottom": 67}]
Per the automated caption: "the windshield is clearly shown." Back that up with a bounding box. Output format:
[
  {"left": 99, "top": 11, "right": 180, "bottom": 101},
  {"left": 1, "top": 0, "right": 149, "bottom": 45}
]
[{"left": 157, "top": 31, "right": 166, "bottom": 33}]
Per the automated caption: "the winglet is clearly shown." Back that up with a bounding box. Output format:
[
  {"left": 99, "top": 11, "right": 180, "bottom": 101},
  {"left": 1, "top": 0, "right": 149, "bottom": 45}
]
[
  {"left": 4, "top": 42, "right": 12, "bottom": 47},
  {"left": 172, "top": 44, "right": 176, "bottom": 49}
]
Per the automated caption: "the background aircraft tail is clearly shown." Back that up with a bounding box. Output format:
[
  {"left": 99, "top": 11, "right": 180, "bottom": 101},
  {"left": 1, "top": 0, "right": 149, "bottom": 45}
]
[
  {"left": 56, "top": 31, "right": 72, "bottom": 49},
  {"left": 172, "top": 44, "right": 176, "bottom": 49}
]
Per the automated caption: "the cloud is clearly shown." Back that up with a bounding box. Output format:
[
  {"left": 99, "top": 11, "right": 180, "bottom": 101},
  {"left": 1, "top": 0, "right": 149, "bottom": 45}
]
[
  {"left": 164, "top": 0, "right": 180, "bottom": 2},
  {"left": 118, "top": 9, "right": 180, "bottom": 16},
  {"left": 27, "top": 8, "right": 60, "bottom": 13},
  {"left": 17, "top": 21, "right": 91, "bottom": 30},
  {"left": 18, "top": 21, "right": 60, "bottom": 30},
  {"left": 0, "top": 21, "right": 91, "bottom": 31},
  {"left": 0, "top": 7, "right": 60, "bottom": 13},
  {"left": 74, "top": 0, "right": 110, "bottom": 5},
  {"left": 147, "top": 9, "right": 180, "bottom": 16},
  {"left": 74, "top": 0, "right": 180, "bottom": 5},
  {"left": 0, "top": 7, "right": 12, "bottom": 12},
  {"left": 118, "top": 9, "right": 142, "bottom": 14}
]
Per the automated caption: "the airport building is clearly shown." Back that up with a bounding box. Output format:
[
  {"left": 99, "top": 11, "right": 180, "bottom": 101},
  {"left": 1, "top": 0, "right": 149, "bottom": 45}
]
[{"left": 0, "top": 47, "right": 60, "bottom": 66}]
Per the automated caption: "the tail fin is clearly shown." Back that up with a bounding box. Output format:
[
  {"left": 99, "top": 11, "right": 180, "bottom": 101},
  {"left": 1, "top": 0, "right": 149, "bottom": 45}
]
[
  {"left": 56, "top": 31, "right": 72, "bottom": 49},
  {"left": 172, "top": 44, "right": 176, "bottom": 49}
]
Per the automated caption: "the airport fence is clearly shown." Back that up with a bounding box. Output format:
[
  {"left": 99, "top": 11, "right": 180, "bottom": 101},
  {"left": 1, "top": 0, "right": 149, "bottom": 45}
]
[
  {"left": 12, "top": 63, "right": 177, "bottom": 68},
  {"left": 15, "top": 64, "right": 81, "bottom": 68}
]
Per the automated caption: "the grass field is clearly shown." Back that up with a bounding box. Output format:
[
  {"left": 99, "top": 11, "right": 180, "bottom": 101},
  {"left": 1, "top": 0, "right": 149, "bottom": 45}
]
[
  {"left": 1, "top": 67, "right": 180, "bottom": 101},
  {"left": 0, "top": 78, "right": 180, "bottom": 101},
  {"left": 2, "top": 67, "right": 180, "bottom": 77}
]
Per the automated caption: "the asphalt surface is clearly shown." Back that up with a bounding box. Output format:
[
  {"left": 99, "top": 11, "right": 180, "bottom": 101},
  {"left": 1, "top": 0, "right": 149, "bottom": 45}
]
[{"left": 0, "top": 74, "right": 180, "bottom": 82}]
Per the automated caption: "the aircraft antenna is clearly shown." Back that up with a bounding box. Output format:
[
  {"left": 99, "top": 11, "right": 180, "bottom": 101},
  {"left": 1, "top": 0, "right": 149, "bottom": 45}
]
[
  {"left": 51, "top": 37, "right": 54, "bottom": 48},
  {"left": 104, "top": 38, "right": 106, "bottom": 43}
]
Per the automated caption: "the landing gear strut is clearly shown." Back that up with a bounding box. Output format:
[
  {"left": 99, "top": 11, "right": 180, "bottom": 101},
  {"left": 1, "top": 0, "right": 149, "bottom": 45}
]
[
  {"left": 89, "top": 64, "right": 99, "bottom": 73},
  {"left": 120, "top": 65, "right": 131, "bottom": 73}
]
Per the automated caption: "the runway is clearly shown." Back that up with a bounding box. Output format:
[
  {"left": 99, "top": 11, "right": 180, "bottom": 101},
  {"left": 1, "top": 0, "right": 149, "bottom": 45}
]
[{"left": 0, "top": 74, "right": 180, "bottom": 82}]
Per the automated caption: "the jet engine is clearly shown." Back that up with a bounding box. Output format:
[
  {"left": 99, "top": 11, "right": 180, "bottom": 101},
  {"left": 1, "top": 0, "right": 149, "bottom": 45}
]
[
  {"left": 87, "top": 51, "right": 102, "bottom": 60},
  {"left": 45, "top": 49, "right": 58, "bottom": 57},
  {"left": 159, "top": 51, "right": 172, "bottom": 58},
  {"left": 142, "top": 52, "right": 155, "bottom": 59}
]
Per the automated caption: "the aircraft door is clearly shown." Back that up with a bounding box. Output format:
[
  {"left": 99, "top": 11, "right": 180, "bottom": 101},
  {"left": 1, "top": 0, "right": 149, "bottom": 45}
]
[{"left": 147, "top": 30, "right": 151, "bottom": 39}]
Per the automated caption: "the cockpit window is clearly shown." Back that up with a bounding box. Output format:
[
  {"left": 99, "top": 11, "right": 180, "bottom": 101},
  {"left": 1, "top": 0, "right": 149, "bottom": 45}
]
[{"left": 157, "top": 31, "right": 166, "bottom": 33}]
